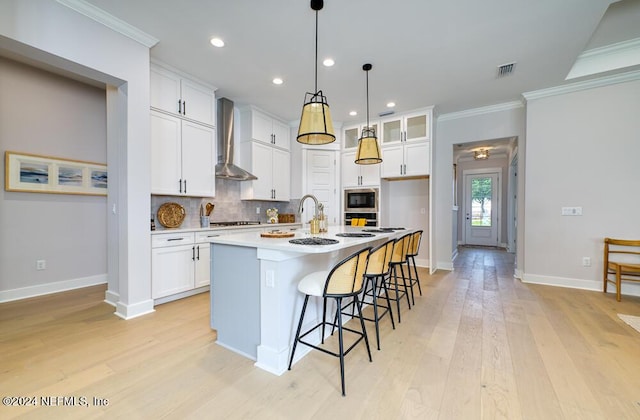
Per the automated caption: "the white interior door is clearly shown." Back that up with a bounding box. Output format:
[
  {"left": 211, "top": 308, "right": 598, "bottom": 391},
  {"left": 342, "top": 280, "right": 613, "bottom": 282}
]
[
  {"left": 464, "top": 171, "right": 500, "bottom": 246},
  {"left": 304, "top": 150, "right": 338, "bottom": 225}
]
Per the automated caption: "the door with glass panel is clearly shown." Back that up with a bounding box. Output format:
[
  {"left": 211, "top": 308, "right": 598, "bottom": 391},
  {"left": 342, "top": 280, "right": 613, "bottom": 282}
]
[{"left": 464, "top": 171, "right": 499, "bottom": 246}]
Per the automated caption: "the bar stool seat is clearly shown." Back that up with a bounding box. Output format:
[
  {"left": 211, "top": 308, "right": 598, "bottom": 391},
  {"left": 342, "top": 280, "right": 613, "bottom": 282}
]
[
  {"left": 298, "top": 271, "right": 329, "bottom": 296},
  {"left": 288, "top": 247, "right": 372, "bottom": 396}
]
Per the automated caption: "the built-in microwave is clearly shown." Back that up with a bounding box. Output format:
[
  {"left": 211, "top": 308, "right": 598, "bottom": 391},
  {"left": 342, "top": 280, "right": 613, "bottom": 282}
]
[{"left": 344, "top": 188, "right": 378, "bottom": 213}]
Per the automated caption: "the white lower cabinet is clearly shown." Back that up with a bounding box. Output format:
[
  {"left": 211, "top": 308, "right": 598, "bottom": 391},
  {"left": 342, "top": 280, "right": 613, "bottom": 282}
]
[{"left": 151, "top": 232, "right": 212, "bottom": 300}]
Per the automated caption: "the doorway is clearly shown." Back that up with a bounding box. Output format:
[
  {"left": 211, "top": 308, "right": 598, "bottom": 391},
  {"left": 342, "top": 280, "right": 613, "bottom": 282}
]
[{"left": 463, "top": 169, "right": 501, "bottom": 246}]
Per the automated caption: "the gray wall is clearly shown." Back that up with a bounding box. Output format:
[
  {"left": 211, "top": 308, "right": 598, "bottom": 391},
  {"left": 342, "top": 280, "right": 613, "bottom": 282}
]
[
  {"left": 523, "top": 78, "right": 640, "bottom": 294},
  {"left": 0, "top": 57, "right": 107, "bottom": 294}
]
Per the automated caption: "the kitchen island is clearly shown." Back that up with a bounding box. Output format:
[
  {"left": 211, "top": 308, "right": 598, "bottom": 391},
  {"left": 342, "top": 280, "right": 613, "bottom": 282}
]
[{"left": 209, "top": 225, "right": 408, "bottom": 375}]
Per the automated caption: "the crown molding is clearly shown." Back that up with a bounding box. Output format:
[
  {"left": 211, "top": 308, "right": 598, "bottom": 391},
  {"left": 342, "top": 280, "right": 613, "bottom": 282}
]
[
  {"left": 566, "top": 37, "right": 640, "bottom": 80},
  {"left": 56, "top": 0, "right": 159, "bottom": 48},
  {"left": 438, "top": 101, "right": 524, "bottom": 122},
  {"left": 523, "top": 69, "right": 640, "bottom": 101}
]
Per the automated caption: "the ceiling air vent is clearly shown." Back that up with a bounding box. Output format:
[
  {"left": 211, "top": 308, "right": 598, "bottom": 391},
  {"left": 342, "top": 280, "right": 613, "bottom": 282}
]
[{"left": 497, "top": 62, "right": 516, "bottom": 78}]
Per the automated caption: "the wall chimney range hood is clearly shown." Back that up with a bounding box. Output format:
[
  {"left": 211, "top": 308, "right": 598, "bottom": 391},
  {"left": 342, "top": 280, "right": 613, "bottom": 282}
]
[{"left": 215, "top": 97, "right": 257, "bottom": 181}]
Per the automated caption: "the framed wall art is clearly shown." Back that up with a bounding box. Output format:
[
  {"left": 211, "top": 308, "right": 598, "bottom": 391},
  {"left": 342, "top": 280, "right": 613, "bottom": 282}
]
[{"left": 5, "top": 151, "right": 107, "bottom": 196}]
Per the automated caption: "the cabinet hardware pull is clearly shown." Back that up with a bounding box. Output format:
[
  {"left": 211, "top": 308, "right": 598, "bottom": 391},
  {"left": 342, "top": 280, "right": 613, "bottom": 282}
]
[
  {"left": 167, "top": 238, "right": 184, "bottom": 241},
  {"left": 196, "top": 245, "right": 200, "bottom": 260},
  {"left": 179, "top": 179, "right": 183, "bottom": 193},
  {"left": 192, "top": 246, "right": 195, "bottom": 261},
  {"left": 184, "top": 180, "right": 187, "bottom": 194},
  {"left": 183, "top": 100, "right": 186, "bottom": 115},
  {"left": 178, "top": 100, "right": 182, "bottom": 114}
]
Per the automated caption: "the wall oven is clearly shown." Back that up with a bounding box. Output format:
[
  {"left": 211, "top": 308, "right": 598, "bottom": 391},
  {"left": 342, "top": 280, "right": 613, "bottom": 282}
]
[
  {"left": 344, "top": 188, "right": 378, "bottom": 213},
  {"left": 344, "top": 212, "right": 378, "bottom": 227}
]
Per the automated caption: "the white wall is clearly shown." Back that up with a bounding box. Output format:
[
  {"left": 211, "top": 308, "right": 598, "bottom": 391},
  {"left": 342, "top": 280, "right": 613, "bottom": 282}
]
[
  {"left": 523, "top": 78, "right": 640, "bottom": 296},
  {"left": 0, "top": 58, "right": 107, "bottom": 299},
  {"left": 0, "top": 0, "right": 153, "bottom": 317},
  {"left": 380, "top": 178, "right": 429, "bottom": 266},
  {"left": 434, "top": 104, "right": 526, "bottom": 270}
]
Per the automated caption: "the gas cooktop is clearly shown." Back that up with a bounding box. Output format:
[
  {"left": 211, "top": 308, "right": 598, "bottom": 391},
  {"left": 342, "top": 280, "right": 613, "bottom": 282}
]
[{"left": 210, "top": 221, "right": 262, "bottom": 227}]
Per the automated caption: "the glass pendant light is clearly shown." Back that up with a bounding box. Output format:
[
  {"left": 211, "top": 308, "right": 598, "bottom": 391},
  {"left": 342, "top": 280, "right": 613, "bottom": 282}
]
[
  {"left": 297, "top": 0, "right": 336, "bottom": 145},
  {"left": 355, "top": 63, "right": 382, "bottom": 164}
]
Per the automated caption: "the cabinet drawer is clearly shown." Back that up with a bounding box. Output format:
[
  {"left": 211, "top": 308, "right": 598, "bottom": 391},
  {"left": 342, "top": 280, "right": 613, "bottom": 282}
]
[
  {"left": 152, "top": 232, "right": 195, "bottom": 248},
  {"left": 195, "top": 231, "right": 222, "bottom": 243}
]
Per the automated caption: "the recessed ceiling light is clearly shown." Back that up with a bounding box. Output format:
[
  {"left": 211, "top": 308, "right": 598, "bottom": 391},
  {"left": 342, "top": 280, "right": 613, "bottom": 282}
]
[
  {"left": 386, "top": 102, "right": 396, "bottom": 108},
  {"left": 349, "top": 111, "right": 357, "bottom": 116},
  {"left": 323, "top": 58, "right": 335, "bottom": 67},
  {"left": 210, "top": 37, "right": 225, "bottom": 48},
  {"left": 272, "top": 78, "right": 283, "bottom": 85}
]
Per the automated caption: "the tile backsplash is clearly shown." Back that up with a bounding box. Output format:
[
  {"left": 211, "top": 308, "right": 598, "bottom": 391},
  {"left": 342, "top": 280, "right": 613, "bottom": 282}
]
[{"left": 151, "top": 178, "right": 300, "bottom": 230}]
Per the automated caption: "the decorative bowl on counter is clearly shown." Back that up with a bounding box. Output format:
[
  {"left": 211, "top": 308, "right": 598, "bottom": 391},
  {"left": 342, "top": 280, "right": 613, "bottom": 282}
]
[{"left": 157, "top": 202, "right": 186, "bottom": 228}]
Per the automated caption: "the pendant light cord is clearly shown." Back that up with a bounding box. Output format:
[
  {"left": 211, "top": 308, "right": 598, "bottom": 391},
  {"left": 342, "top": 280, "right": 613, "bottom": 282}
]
[
  {"left": 314, "top": 9, "right": 318, "bottom": 93},
  {"left": 365, "top": 69, "right": 370, "bottom": 128}
]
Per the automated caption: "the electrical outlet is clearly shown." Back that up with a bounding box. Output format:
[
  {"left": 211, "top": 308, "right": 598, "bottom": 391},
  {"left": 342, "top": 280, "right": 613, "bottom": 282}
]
[
  {"left": 582, "top": 257, "right": 591, "bottom": 267},
  {"left": 256, "top": 207, "right": 261, "bottom": 214},
  {"left": 36, "top": 260, "right": 46, "bottom": 270},
  {"left": 265, "top": 270, "right": 275, "bottom": 287}
]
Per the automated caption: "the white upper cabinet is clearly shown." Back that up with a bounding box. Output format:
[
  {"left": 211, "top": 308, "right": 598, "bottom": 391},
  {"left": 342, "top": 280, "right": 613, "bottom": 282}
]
[
  {"left": 240, "top": 107, "right": 290, "bottom": 150},
  {"left": 151, "top": 111, "right": 215, "bottom": 197},
  {"left": 150, "top": 64, "right": 215, "bottom": 126},
  {"left": 341, "top": 150, "right": 380, "bottom": 187},
  {"left": 380, "top": 109, "right": 430, "bottom": 146},
  {"left": 240, "top": 141, "right": 291, "bottom": 201},
  {"left": 380, "top": 141, "right": 430, "bottom": 179}
]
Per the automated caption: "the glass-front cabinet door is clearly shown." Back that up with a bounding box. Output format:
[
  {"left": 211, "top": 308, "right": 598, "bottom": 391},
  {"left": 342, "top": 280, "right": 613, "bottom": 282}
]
[
  {"left": 381, "top": 118, "right": 402, "bottom": 145},
  {"left": 343, "top": 122, "right": 380, "bottom": 150},
  {"left": 343, "top": 124, "right": 360, "bottom": 149},
  {"left": 381, "top": 110, "right": 430, "bottom": 145},
  {"left": 405, "top": 112, "right": 428, "bottom": 142}
]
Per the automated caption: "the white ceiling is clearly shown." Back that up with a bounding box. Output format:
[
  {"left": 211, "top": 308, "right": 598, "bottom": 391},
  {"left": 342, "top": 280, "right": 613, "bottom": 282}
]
[{"left": 80, "top": 0, "right": 640, "bottom": 128}]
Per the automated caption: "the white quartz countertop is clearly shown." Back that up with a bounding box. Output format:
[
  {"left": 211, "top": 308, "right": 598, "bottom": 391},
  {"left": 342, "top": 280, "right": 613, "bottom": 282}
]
[
  {"left": 151, "top": 222, "right": 301, "bottom": 235},
  {"left": 209, "top": 225, "right": 410, "bottom": 254}
]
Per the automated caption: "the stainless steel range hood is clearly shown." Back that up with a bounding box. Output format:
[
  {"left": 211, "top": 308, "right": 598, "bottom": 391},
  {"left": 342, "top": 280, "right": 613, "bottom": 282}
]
[{"left": 215, "top": 97, "right": 257, "bottom": 180}]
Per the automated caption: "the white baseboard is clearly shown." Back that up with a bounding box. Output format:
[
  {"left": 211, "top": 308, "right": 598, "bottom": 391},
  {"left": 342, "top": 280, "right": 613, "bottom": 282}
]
[
  {"left": 522, "top": 272, "right": 640, "bottom": 297},
  {"left": 0, "top": 274, "right": 107, "bottom": 303},
  {"left": 114, "top": 299, "right": 155, "bottom": 320},
  {"left": 104, "top": 289, "right": 119, "bottom": 307}
]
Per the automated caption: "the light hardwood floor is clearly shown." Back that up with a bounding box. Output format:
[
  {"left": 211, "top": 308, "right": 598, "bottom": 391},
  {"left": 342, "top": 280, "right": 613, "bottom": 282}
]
[{"left": 2, "top": 247, "right": 640, "bottom": 419}]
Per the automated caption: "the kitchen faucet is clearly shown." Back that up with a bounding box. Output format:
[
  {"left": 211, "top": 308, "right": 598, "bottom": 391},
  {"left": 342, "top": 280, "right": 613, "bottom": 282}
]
[{"left": 298, "top": 194, "right": 319, "bottom": 222}]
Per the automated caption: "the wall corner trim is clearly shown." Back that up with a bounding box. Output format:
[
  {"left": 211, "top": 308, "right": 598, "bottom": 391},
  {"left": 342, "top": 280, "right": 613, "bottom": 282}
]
[{"left": 56, "top": 0, "right": 159, "bottom": 48}]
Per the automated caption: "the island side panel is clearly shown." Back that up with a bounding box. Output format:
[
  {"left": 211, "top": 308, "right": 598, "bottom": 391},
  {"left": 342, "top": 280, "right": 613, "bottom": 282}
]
[{"left": 211, "top": 244, "right": 260, "bottom": 360}]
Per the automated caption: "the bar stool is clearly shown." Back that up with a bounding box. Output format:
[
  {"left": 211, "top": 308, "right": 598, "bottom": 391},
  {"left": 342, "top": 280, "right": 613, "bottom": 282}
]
[
  {"left": 288, "top": 247, "right": 372, "bottom": 396},
  {"left": 406, "top": 230, "right": 424, "bottom": 305},
  {"left": 387, "top": 233, "right": 412, "bottom": 323},
  {"left": 335, "top": 239, "right": 396, "bottom": 350}
]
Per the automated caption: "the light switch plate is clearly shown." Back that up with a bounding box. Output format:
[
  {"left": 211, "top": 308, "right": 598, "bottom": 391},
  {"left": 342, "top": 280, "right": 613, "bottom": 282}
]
[{"left": 561, "top": 206, "right": 582, "bottom": 216}]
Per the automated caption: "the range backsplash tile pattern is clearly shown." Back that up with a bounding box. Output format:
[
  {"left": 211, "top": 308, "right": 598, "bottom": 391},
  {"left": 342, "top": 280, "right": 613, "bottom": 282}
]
[{"left": 151, "top": 178, "right": 300, "bottom": 231}]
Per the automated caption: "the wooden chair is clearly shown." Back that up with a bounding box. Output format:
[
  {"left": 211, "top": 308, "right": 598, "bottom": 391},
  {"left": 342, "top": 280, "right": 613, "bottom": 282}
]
[{"left": 603, "top": 237, "right": 640, "bottom": 302}]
